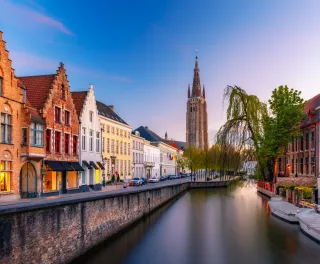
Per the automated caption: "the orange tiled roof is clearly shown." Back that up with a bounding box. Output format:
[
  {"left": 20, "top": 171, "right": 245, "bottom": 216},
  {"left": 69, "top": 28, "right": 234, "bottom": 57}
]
[
  {"left": 18, "top": 74, "right": 55, "bottom": 109},
  {"left": 71, "top": 91, "right": 87, "bottom": 117}
]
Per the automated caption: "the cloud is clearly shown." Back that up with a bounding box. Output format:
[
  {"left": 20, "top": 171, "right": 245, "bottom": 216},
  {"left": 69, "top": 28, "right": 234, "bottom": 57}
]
[
  {"left": 0, "top": 1, "right": 73, "bottom": 35},
  {"left": 10, "top": 51, "right": 130, "bottom": 82}
]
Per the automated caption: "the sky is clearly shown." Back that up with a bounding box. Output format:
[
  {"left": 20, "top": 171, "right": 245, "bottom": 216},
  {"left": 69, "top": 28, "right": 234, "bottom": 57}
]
[{"left": 1, "top": 0, "right": 320, "bottom": 144}]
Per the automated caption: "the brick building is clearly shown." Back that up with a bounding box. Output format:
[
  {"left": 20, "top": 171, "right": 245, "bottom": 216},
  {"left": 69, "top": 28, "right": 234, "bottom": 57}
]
[
  {"left": 0, "top": 31, "right": 26, "bottom": 200},
  {"left": 276, "top": 94, "right": 319, "bottom": 187},
  {"left": 19, "top": 63, "right": 83, "bottom": 196}
]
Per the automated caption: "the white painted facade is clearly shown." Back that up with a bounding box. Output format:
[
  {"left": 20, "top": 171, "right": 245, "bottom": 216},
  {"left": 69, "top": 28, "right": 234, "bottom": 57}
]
[
  {"left": 152, "top": 142, "right": 177, "bottom": 176},
  {"left": 132, "top": 131, "right": 145, "bottom": 178},
  {"left": 144, "top": 140, "right": 160, "bottom": 178},
  {"left": 77, "top": 85, "right": 103, "bottom": 190}
]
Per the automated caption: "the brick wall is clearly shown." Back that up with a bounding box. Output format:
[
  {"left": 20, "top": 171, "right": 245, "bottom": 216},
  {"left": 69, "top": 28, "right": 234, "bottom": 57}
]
[
  {"left": 43, "top": 64, "right": 79, "bottom": 162},
  {"left": 0, "top": 31, "right": 24, "bottom": 199},
  {"left": 0, "top": 183, "right": 189, "bottom": 264}
]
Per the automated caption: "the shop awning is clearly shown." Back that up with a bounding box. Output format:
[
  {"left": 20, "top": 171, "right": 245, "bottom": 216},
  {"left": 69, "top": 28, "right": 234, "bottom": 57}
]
[
  {"left": 45, "top": 160, "right": 64, "bottom": 171},
  {"left": 82, "top": 160, "right": 92, "bottom": 169},
  {"left": 90, "top": 161, "right": 99, "bottom": 169},
  {"left": 60, "top": 161, "right": 75, "bottom": 171},
  {"left": 97, "top": 162, "right": 105, "bottom": 170},
  {"left": 69, "top": 162, "right": 84, "bottom": 171}
]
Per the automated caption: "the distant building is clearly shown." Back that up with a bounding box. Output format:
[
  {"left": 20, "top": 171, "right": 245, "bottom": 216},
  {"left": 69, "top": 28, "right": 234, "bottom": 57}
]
[
  {"left": 143, "top": 140, "right": 160, "bottom": 179},
  {"left": 132, "top": 131, "right": 145, "bottom": 178},
  {"left": 186, "top": 56, "right": 208, "bottom": 149},
  {"left": 134, "top": 126, "right": 179, "bottom": 176}
]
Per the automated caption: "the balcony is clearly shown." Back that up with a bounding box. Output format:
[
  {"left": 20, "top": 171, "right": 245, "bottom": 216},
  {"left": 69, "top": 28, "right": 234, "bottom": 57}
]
[{"left": 144, "top": 162, "right": 155, "bottom": 167}]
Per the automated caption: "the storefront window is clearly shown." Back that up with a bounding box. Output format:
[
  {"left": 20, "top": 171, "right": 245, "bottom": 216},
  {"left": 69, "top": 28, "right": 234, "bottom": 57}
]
[
  {"left": 0, "top": 160, "right": 11, "bottom": 192},
  {"left": 67, "top": 171, "right": 78, "bottom": 188},
  {"left": 44, "top": 171, "right": 57, "bottom": 191},
  {"left": 95, "top": 167, "right": 100, "bottom": 183}
]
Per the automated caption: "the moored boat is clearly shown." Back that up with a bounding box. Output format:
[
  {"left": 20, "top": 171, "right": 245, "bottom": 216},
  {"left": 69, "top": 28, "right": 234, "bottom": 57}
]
[
  {"left": 297, "top": 208, "right": 320, "bottom": 243},
  {"left": 268, "top": 197, "right": 299, "bottom": 223}
]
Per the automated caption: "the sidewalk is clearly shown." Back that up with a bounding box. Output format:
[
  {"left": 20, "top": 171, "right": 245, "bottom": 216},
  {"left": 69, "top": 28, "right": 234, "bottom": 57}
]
[{"left": 0, "top": 183, "right": 131, "bottom": 207}]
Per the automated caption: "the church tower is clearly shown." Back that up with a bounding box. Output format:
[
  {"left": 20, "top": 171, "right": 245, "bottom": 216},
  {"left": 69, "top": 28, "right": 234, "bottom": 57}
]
[{"left": 186, "top": 56, "right": 208, "bottom": 149}]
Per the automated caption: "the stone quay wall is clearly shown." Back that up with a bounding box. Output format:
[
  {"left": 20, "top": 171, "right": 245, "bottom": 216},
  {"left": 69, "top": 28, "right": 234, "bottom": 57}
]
[{"left": 0, "top": 182, "right": 189, "bottom": 264}]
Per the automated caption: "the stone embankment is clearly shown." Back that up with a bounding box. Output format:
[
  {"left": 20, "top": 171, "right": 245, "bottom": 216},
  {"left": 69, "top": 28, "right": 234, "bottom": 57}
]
[{"left": 0, "top": 178, "right": 240, "bottom": 264}]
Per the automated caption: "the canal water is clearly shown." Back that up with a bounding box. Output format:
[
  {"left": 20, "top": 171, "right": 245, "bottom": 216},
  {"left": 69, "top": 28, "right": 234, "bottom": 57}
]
[{"left": 76, "top": 181, "right": 320, "bottom": 264}]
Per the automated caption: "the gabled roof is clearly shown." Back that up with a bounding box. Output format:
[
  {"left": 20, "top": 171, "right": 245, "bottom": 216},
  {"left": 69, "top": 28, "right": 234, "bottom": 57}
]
[
  {"left": 96, "top": 100, "right": 128, "bottom": 125},
  {"left": 134, "top": 126, "right": 183, "bottom": 150},
  {"left": 134, "top": 126, "right": 163, "bottom": 142},
  {"left": 71, "top": 91, "right": 87, "bottom": 117},
  {"left": 18, "top": 74, "right": 55, "bottom": 109},
  {"left": 305, "top": 94, "right": 320, "bottom": 113}
]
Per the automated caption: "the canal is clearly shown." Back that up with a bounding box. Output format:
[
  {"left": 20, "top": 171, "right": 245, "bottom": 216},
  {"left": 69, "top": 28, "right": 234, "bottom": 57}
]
[{"left": 75, "top": 181, "right": 320, "bottom": 264}]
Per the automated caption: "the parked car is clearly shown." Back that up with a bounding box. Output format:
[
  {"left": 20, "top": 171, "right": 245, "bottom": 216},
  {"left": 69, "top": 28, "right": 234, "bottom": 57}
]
[
  {"left": 160, "top": 176, "right": 167, "bottom": 181},
  {"left": 141, "top": 177, "right": 148, "bottom": 185},
  {"left": 168, "top": 175, "right": 175, "bottom": 180},
  {"left": 149, "top": 177, "right": 160, "bottom": 183},
  {"left": 129, "top": 177, "right": 142, "bottom": 186}
]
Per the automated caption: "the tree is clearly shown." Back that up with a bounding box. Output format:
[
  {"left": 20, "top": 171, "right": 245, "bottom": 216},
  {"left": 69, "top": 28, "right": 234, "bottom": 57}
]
[
  {"left": 257, "top": 85, "right": 305, "bottom": 182},
  {"left": 216, "top": 85, "right": 267, "bottom": 152},
  {"left": 216, "top": 85, "right": 267, "bottom": 179},
  {"left": 183, "top": 145, "right": 200, "bottom": 177}
]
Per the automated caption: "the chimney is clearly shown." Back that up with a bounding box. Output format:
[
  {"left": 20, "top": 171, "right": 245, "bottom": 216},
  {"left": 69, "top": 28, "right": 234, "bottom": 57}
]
[
  {"left": 89, "top": 84, "right": 93, "bottom": 91},
  {"left": 108, "top": 105, "right": 114, "bottom": 111},
  {"left": 0, "top": 31, "right": 3, "bottom": 41}
]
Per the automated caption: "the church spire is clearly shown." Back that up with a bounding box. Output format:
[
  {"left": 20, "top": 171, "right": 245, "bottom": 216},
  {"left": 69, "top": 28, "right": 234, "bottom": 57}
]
[
  {"left": 192, "top": 56, "right": 201, "bottom": 97},
  {"left": 188, "top": 84, "right": 190, "bottom": 98},
  {"left": 203, "top": 85, "right": 205, "bottom": 98}
]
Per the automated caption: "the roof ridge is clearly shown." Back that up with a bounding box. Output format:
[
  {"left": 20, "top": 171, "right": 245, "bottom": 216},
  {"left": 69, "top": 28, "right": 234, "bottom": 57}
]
[{"left": 18, "top": 74, "right": 56, "bottom": 78}]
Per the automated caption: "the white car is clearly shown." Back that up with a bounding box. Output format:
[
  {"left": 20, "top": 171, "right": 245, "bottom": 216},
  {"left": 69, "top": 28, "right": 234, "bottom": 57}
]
[{"left": 149, "top": 177, "right": 160, "bottom": 183}]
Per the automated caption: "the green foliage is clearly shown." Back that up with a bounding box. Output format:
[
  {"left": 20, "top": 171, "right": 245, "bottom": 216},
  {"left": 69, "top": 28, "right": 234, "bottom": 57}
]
[
  {"left": 284, "top": 184, "right": 295, "bottom": 191},
  {"left": 111, "top": 174, "right": 115, "bottom": 182},
  {"left": 117, "top": 175, "right": 120, "bottom": 182},
  {"left": 258, "top": 86, "right": 305, "bottom": 160},
  {"left": 296, "top": 186, "right": 312, "bottom": 199}
]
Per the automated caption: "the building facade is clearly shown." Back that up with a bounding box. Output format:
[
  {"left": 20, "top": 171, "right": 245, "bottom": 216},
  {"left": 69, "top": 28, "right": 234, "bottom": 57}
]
[
  {"left": 19, "top": 63, "right": 83, "bottom": 197},
  {"left": 276, "top": 94, "right": 319, "bottom": 189},
  {"left": 71, "top": 85, "right": 104, "bottom": 191},
  {"left": 132, "top": 131, "right": 145, "bottom": 178},
  {"left": 98, "top": 101, "right": 132, "bottom": 181},
  {"left": 186, "top": 56, "right": 208, "bottom": 149},
  {"left": 144, "top": 140, "right": 160, "bottom": 178},
  {"left": 0, "top": 31, "right": 26, "bottom": 200}
]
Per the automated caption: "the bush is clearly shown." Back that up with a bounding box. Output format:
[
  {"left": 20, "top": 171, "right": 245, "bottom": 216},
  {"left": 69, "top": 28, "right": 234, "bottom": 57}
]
[
  {"left": 111, "top": 175, "right": 115, "bottom": 182},
  {"left": 284, "top": 184, "right": 295, "bottom": 191},
  {"left": 106, "top": 180, "right": 112, "bottom": 185},
  {"left": 117, "top": 175, "right": 120, "bottom": 182}
]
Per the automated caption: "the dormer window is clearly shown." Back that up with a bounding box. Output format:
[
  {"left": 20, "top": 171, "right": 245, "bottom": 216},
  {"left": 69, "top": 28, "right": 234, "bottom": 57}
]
[{"left": 61, "top": 84, "right": 65, "bottom": 99}]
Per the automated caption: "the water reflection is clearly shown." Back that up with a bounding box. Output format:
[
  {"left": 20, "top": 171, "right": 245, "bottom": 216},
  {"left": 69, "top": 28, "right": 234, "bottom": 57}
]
[{"left": 75, "top": 181, "right": 320, "bottom": 264}]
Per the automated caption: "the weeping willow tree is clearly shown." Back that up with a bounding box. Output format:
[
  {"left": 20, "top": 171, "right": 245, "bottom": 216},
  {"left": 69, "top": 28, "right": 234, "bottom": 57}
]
[
  {"left": 216, "top": 85, "right": 268, "bottom": 179},
  {"left": 217, "top": 85, "right": 305, "bottom": 182}
]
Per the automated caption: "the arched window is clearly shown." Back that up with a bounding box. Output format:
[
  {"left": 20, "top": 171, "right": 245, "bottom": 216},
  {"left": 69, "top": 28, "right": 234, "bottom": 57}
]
[{"left": 61, "top": 84, "right": 65, "bottom": 99}]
